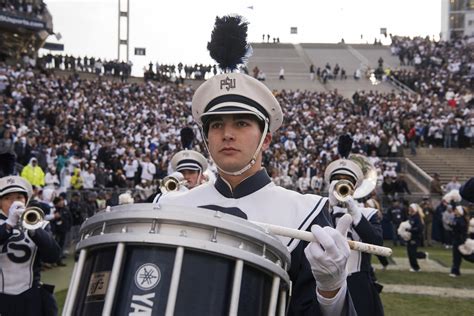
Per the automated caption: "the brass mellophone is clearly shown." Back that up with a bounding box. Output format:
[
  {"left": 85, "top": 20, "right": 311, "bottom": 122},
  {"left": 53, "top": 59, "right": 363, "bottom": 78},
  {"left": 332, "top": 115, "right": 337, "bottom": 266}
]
[{"left": 19, "top": 206, "right": 45, "bottom": 231}]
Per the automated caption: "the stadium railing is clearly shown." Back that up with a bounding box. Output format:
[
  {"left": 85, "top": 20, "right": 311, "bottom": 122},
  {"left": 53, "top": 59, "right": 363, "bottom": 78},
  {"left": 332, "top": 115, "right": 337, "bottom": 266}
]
[{"left": 387, "top": 75, "right": 416, "bottom": 95}]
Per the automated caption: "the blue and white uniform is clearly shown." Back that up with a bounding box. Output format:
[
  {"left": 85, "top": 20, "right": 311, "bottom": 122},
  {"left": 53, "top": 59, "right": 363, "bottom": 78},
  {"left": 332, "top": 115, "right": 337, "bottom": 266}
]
[
  {"left": 332, "top": 205, "right": 384, "bottom": 316},
  {"left": 0, "top": 213, "right": 61, "bottom": 315},
  {"left": 159, "top": 169, "right": 356, "bottom": 316}
]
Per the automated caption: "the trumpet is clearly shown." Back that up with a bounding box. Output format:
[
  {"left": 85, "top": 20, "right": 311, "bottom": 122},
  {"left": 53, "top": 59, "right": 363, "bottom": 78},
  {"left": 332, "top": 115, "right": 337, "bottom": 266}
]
[
  {"left": 19, "top": 206, "right": 45, "bottom": 231},
  {"left": 333, "top": 179, "right": 355, "bottom": 202},
  {"left": 159, "top": 173, "right": 188, "bottom": 193},
  {"left": 326, "top": 154, "right": 378, "bottom": 203}
]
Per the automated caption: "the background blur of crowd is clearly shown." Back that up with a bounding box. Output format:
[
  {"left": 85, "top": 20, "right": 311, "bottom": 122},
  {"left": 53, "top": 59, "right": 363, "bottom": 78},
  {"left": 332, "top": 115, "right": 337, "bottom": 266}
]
[
  {"left": 0, "top": 0, "right": 46, "bottom": 17},
  {"left": 0, "top": 35, "right": 473, "bottom": 262}
]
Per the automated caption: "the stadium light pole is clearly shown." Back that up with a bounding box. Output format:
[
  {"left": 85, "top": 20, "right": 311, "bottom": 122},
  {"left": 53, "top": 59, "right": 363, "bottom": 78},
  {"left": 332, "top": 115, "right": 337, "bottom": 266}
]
[{"left": 118, "top": 0, "right": 130, "bottom": 62}]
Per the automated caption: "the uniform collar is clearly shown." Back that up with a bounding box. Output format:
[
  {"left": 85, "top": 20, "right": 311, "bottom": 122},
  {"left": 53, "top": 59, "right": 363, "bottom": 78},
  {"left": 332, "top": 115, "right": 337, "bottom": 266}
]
[{"left": 215, "top": 168, "right": 271, "bottom": 199}]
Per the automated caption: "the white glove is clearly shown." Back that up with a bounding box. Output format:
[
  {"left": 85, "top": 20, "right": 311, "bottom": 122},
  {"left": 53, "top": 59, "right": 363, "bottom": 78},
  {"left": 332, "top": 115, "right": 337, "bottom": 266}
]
[
  {"left": 328, "top": 181, "right": 339, "bottom": 207},
  {"left": 5, "top": 201, "right": 26, "bottom": 227},
  {"left": 304, "top": 213, "right": 352, "bottom": 292},
  {"left": 345, "top": 197, "right": 362, "bottom": 226}
]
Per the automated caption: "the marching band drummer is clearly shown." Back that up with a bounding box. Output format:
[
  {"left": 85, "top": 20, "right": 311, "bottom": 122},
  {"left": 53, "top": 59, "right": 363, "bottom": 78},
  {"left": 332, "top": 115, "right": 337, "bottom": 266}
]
[
  {"left": 159, "top": 15, "right": 357, "bottom": 316},
  {"left": 159, "top": 71, "right": 356, "bottom": 315},
  {"left": 324, "top": 149, "right": 385, "bottom": 316},
  {"left": 0, "top": 176, "right": 61, "bottom": 316}
]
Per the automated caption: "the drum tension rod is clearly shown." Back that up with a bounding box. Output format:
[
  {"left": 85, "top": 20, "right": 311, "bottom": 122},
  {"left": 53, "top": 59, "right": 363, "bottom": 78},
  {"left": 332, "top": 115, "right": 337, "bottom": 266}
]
[
  {"left": 100, "top": 222, "right": 107, "bottom": 235},
  {"left": 211, "top": 228, "right": 218, "bottom": 242},
  {"left": 149, "top": 219, "right": 159, "bottom": 234}
]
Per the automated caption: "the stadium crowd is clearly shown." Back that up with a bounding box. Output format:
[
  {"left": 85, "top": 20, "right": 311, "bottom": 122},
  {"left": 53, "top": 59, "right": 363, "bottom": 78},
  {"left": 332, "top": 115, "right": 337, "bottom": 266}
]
[
  {"left": 0, "top": 0, "right": 46, "bottom": 17},
  {"left": 0, "top": 35, "right": 473, "bottom": 270},
  {"left": 390, "top": 35, "right": 473, "bottom": 106}
]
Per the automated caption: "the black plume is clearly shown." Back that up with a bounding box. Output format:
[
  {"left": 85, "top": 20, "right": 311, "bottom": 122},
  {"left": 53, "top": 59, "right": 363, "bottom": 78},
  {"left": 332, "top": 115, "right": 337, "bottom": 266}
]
[
  {"left": 207, "top": 15, "right": 250, "bottom": 71},
  {"left": 180, "top": 127, "right": 195, "bottom": 149},
  {"left": 337, "top": 134, "right": 353, "bottom": 159}
]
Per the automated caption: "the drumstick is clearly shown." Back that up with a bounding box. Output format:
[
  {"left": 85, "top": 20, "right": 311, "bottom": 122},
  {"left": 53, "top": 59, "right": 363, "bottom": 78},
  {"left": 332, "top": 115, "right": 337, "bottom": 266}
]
[{"left": 251, "top": 221, "right": 392, "bottom": 257}]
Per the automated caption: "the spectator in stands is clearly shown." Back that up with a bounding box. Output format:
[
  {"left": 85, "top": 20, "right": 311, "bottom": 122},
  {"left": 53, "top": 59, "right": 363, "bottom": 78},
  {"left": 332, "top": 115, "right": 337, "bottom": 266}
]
[
  {"left": 51, "top": 196, "right": 70, "bottom": 267},
  {"left": 430, "top": 173, "right": 443, "bottom": 196},
  {"left": 432, "top": 199, "right": 448, "bottom": 244},
  {"left": 388, "top": 198, "right": 406, "bottom": 246},
  {"left": 442, "top": 205, "right": 455, "bottom": 248},
  {"left": 279, "top": 67, "right": 285, "bottom": 80},
  {"left": 407, "top": 123, "right": 417, "bottom": 155},
  {"left": 21, "top": 157, "right": 45, "bottom": 187},
  {"left": 84, "top": 191, "right": 99, "bottom": 217},
  {"left": 420, "top": 196, "right": 434, "bottom": 247},
  {"left": 68, "top": 192, "right": 85, "bottom": 244},
  {"left": 393, "top": 174, "right": 411, "bottom": 195},
  {"left": 14, "top": 137, "right": 31, "bottom": 167},
  {"left": 44, "top": 167, "right": 59, "bottom": 189},
  {"left": 445, "top": 176, "right": 461, "bottom": 193},
  {"left": 70, "top": 168, "right": 83, "bottom": 190},
  {"left": 81, "top": 166, "right": 96, "bottom": 189},
  {"left": 0, "top": 128, "right": 16, "bottom": 176}
]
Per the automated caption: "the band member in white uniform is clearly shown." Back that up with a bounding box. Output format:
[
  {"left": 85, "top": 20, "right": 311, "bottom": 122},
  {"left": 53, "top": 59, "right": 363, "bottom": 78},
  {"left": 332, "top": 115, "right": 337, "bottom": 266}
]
[
  {"left": 0, "top": 176, "right": 61, "bottom": 316},
  {"left": 324, "top": 154, "right": 384, "bottom": 316},
  {"left": 159, "top": 16, "right": 357, "bottom": 312},
  {"left": 152, "top": 150, "right": 209, "bottom": 203}
]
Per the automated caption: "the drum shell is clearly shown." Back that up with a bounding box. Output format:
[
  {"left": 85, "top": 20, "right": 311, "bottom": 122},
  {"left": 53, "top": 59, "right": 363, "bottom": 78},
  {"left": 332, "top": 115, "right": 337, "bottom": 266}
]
[{"left": 67, "top": 204, "right": 291, "bottom": 316}]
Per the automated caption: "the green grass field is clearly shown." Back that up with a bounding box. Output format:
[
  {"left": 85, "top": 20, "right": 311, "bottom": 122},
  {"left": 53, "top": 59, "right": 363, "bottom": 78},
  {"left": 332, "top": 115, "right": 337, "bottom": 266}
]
[
  {"left": 377, "top": 242, "right": 474, "bottom": 270},
  {"left": 381, "top": 293, "right": 474, "bottom": 316}
]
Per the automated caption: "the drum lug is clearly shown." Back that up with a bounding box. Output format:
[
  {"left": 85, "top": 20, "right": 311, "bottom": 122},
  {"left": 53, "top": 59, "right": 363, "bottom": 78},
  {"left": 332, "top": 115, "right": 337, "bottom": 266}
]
[
  {"left": 213, "top": 210, "right": 223, "bottom": 218},
  {"left": 180, "top": 229, "right": 188, "bottom": 237},
  {"left": 121, "top": 226, "right": 128, "bottom": 233},
  {"left": 262, "top": 244, "right": 267, "bottom": 258}
]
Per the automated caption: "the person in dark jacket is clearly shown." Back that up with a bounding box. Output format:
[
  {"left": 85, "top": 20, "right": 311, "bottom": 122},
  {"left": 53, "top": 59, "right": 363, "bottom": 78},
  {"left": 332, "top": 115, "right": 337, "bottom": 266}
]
[
  {"left": 51, "top": 196, "right": 72, "bottom": 266},
  {"left": 449, "top": 206, "right": 468, "bottom": 277}
]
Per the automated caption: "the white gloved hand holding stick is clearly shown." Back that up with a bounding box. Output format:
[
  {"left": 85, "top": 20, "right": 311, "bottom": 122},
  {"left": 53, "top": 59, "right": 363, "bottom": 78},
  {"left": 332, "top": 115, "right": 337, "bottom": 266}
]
[{"left": 304, "top": 213, "right": 352, "bottom": 293}]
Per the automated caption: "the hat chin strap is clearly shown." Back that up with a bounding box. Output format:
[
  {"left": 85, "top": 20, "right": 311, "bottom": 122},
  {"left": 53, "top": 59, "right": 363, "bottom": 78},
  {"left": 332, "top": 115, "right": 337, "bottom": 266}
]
[{"left": 201, "top": 119, "right": 269, "bottom": 177}]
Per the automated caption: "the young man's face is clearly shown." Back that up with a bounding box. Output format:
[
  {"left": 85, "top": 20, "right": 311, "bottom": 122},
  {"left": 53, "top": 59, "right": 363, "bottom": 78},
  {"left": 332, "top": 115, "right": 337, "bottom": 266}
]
[
  {"left": 181, "top": 169, "right": 200, "bottom": 188},
  {"left": 0, "top": 192, "right": 27, "bottom": 215},
  {"left": 207, "top": 114, "right": 271, "bottom": 174}
]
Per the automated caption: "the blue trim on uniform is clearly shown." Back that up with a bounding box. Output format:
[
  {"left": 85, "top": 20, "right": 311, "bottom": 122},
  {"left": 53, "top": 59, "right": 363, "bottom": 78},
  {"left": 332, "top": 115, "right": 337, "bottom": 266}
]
[
  {"left": 214, "top": 169, "right": 271, "bottom": 199},
  {"left": 286, "top": 197, "right": 325, "bottom": 247}
]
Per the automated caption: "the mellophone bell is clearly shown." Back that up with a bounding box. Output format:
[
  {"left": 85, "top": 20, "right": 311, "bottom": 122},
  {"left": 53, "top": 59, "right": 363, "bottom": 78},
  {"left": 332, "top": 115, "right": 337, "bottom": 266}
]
[{"left": 63, "top": 204, "right": 291, "bottom": 316}]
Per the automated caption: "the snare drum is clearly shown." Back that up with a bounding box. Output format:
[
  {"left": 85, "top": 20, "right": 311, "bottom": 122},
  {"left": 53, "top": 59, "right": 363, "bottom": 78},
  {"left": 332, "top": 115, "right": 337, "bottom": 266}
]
[{"left": 63, "top": 204, "right": 291, "bottom": 316}]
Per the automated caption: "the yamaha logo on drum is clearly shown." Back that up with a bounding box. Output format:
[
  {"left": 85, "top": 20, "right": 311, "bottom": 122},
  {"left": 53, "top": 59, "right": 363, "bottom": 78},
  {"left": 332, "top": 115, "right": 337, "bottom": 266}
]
[{"left": 134, "top": 263, "right": 161, "bottom": 291}]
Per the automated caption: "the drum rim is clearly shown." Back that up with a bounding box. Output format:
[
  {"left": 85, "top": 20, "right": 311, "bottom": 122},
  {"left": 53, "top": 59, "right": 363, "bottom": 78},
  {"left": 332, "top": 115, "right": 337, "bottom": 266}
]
[
  {"left": 80, "top": 203, "right": 291, "bottom": 263},
  {"left": 75, "top": 234, "right": 291, "bottom": 285}
]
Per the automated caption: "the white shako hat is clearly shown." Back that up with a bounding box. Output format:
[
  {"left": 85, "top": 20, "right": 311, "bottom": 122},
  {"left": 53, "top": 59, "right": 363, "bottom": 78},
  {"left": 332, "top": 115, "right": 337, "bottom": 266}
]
[
  {"left": 192, "top": 72, "right": 283, "bottom": 133},
  {"left": 0, "top": 176, "right": 33, "bottom": 200},
  {"left": 171, "top": 150, "right": 208, "bottom": 173},
  {"left": 324, "top": 158, "right": 364, "bottom": 187}
]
